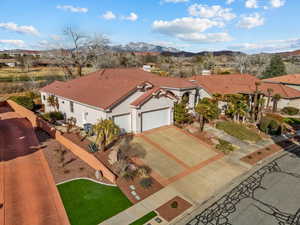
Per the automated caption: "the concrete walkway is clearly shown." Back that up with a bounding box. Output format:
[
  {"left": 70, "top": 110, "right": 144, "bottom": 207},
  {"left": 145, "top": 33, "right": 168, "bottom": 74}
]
[{"left": 99, "top": 186, "right": 193, "bottom": 225}]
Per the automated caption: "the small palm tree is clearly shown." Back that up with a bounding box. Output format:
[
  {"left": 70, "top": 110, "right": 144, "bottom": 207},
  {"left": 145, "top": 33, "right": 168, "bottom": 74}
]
[
  {"left": 272, "top": 94, "right": 281, "bottom": 112},
  {"left": 195, "top": 98, "right": 220, "bottom": 131},
  {"left": 47, "top": 95, "right": 59, "bottom": 111},
  {"left": 93, "top": 119, "right": 120, "bottom": 151},
  {"left": 266, "top": 88, "right": 273, "bottom": 110}
]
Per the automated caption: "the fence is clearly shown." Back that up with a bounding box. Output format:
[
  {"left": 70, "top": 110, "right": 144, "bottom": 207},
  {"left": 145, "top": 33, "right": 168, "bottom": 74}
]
[{"left": 6, "top": 100, "right": 117, "bottom": 183}]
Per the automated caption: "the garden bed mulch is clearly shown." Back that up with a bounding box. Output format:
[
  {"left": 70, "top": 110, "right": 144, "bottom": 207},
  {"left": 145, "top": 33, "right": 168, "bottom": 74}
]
[
  {"left": 240, "top": 138, "right": 297, "bottom": 165},
  {"left": 156, "top": 196, "right": 192, "bottom": 222},
  {"left": 116, "top": 176, "right": 163, "bottom": 204},
  {"left": 62, "top": 132, "right": 91, "bottom": 152},
  {"left": 36, "top": 129, "right": 111, "bottom": 184}
]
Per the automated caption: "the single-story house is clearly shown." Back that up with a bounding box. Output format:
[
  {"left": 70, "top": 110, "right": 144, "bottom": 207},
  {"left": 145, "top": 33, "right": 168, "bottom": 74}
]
[
  {"left": 262, "top": 74, "right": 300, "bottom": 91},
  {"left": 40, "top": 68, "right": 198, "bottom": 133},
  {"left": 189, "top": 74, "right": 300, "bottom": 110},
  {"left": 40, "top": 70, "right": 300, "bottom": 134}
]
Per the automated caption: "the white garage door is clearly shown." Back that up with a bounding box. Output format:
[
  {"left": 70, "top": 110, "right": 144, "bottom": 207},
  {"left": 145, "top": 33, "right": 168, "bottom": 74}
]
[
  {"left": 113, "top": 114, "right": 131, "bottom": 133},
  {"left": 142, "top": 108, "right": 170, "bottom": 132}
]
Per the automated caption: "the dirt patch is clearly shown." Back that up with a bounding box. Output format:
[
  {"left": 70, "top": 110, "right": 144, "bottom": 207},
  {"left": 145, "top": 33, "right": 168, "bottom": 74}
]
[
  {"left": 116, "top": 176, "right": 163, "bottom": 204},
  {"left": 36, "top": 129, "right": 109, "bottom": 184},
  {"left": 240, "top": 145, "right": 281, "bottom": 165},
  {"left": 156, "top": 196, "right": 192, "bottom": 222},
  {"left": 191, "top": 131, "right": 215, "bottom": 146}
]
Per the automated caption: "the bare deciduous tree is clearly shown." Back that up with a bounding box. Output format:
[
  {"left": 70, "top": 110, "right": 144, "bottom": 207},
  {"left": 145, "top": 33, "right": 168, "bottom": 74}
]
[{"left": 51, "top": 26, "right": 109, "bottom": 77}]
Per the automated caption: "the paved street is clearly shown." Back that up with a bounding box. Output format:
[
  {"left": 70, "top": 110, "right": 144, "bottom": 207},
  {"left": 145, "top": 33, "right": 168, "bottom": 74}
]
[{"left": 184, "top": 148, "right": 300, "bottom": 225}]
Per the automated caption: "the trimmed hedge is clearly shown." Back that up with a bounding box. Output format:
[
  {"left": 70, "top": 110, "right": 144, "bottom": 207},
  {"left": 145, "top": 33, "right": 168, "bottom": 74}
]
[
  {"left": 216, "top": 121, "right": 261, "bottom": 142},
  {"left": 281, "top": 107, "right": 299, "bottom": 115},
  {"left": 9, "top": 96, "right": 35, "bottom": 110}
]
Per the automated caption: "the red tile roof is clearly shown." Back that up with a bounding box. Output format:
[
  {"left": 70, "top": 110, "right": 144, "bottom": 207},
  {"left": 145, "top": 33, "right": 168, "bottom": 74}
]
[
  {"left": 190, "top": 74, "right": 300, "bottom": 99},
  {"left": 40, "top": 68, "right": 196, "bottom": 110},
  {"left": 262, "top": 74, "right": 300, "bottom": 85},
  {"left": 130, "top": 87, "right": 161, "bottom": 107}
]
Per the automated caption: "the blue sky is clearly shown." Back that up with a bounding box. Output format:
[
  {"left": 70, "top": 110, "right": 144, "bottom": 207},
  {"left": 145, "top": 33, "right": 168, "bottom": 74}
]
[{"left": 0, "top": 0, "right": 299, "bottom": 53}]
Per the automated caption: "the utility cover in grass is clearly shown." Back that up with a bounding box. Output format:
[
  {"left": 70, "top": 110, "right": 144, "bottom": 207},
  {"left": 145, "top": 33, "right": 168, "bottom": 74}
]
[{"left": 58, "top": 179, "right": 132, "bottom": 225}]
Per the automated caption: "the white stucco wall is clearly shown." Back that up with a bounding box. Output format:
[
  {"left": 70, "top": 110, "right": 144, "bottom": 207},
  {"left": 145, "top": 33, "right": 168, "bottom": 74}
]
[
  {"left": 40, "top": 91, "right": 107, "bottom": 127},
  {"left": 133, "top": 95, "right": 175, "bottom": 133}
]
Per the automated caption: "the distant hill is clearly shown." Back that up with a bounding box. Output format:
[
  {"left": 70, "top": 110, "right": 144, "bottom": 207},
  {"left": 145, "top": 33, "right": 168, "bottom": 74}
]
[
  {"left": 110, "top": 42, "right": 179, "bottom": 53},
  {"left": 278, "top": 49, "right": 300, "bottom": 57},
  {"left": 161, "top": 50, "right": 246, "bottom": 57}
]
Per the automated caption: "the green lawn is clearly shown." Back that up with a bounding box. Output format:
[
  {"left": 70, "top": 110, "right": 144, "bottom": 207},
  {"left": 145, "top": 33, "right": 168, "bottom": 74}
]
[
  {"left": 129, "top": 211, "right": 157, "bottom": 225},
  {"left": 216, "top": 121, "right": 262, "bottom": 142},
  {"left": 57, "top": 179, "right": 132, "bottom": 225}
]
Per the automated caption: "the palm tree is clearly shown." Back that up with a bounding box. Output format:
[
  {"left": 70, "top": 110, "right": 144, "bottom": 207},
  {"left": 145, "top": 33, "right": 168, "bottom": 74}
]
[
  {"left": 266, "top": 88, "right": 273, "bottom": 110},
  {"left": 47, "top": 95, "right": 59, "bottom": 111},
  {"left": 252, "top": 81, "right": 261, "bottom": 121},
  {"left": 272, "top": 94, "right": 281, "bottom": 112},
  {"left": 195, "top": 98, "right": 220, "bottom": 131},
  {"left": 93, "top": 119, "right": 120, "bottom": 151}
]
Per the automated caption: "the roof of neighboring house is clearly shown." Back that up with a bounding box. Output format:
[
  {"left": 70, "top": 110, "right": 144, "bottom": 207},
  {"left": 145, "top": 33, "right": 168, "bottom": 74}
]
[
  {"left": 0, "top": 59, "right": 17, "bottom": 63},
  {"left": 262, "top": 74, "right": 300, "bottom": 85},
  {"left": 190, "top": 74, "right": 300, "bottom": 99},
  {"left": 40, "top": 68, "right": 196, "bottom": 110}
]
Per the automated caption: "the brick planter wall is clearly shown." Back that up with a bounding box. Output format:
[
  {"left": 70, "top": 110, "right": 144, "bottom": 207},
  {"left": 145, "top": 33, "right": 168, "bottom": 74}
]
[{"left": 6, "top": 100, "right": 117, "bottom": 183}]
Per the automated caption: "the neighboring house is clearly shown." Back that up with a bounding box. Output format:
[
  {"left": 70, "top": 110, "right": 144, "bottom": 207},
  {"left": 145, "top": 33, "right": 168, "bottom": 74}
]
[
  {"left": 189, "top": 74, "right": 300, "bottom": 110},
  {"left": 40, "top": 68, "right": 198, "bottom": 133},
  {"left": 263, "top": 74, "right": 300, "bottom": 91},
  {"left": 0, "top": 59, "right": 18, "bottom": 67},
  {"left": 40, "top": 70, "right": 300, "bottom": 134}
]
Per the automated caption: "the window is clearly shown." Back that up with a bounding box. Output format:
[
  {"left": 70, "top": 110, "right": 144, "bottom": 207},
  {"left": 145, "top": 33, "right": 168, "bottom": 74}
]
[
  {"left": 43, "top": 95, "right": 46, "bottom": 101},
  {"left": 70, "top": 101, "right": 74, "bottom": 113}
]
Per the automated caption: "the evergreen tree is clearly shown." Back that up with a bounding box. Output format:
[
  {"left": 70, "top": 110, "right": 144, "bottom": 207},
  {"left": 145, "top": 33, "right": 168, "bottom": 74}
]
[
  {"left": 174, "top": 101, "right": 190, "bottom": 125},
  {"left": 263, "top": 55, "right": 286, "bottom": 78}
]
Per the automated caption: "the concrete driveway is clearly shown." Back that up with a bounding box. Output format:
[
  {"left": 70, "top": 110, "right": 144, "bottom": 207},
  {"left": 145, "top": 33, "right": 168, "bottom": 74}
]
[
  {"left": 0, "top": 109, "right": 70, "bottom": 225},
  {"left": 134, "top": 126, "right": 224, "bottom": 186},
  {"left": 182, "top": 148, "right": 300, "bottom": 225}
]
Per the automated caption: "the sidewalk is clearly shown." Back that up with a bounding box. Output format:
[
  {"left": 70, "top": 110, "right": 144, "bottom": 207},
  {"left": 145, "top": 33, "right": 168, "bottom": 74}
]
[{"left": 99, "top": 186, "right": 193, "bottom": 225}]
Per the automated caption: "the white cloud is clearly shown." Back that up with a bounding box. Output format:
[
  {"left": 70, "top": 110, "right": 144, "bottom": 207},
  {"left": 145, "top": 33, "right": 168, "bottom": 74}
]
[
  {"left": 269, "top": 0, "right": 285, "bottom": 8},
  {"left": 245, "top": 0, "right": 258, "bottom": 8},
  {"left": 226, "top": 0, "right": 235, "bottom": 4},
  {"left": 0, "top": 22, "right": 39, "bottom": 36},
  {"left": 237, "top": 13, "right": 265, "bottom": 29},
  {"left": 163, "top": 0, "right": 189, "bottom": 3},
  {"left": 57, "top": 5, "right": 88, "bottom": 13},
  {"left": 0, "top": 39, "right": 25, "bottom": 47},
  {"left": 177, "top": 32, "right": 232, "bottom": 43},
  {"left": 153, "top": 17, "right": 224, "bottom": 35},
  {"left": 229, "top": 38, "right": 300, "bottom": 53},
  {"left": 102, "top": 11, "right": 116, "bottom": 20},
  {"left": 152, "top": 17, "right": 231, "bottom": 43},
  {"left": 50, "top": 34, "right": 61, "bottom": 41},
  {"left": 188, "top": 4, "right": 236, "bottom": 21},
  {"left": 123, "top": 12, "right": 138, "bottom": 21}
]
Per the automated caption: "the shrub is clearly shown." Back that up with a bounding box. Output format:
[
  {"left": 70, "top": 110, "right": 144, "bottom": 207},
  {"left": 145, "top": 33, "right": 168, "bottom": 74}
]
[
  {"left": 171, "top": 201, "right": 178, "bottom": 208},
  {"left": 88, "top": 143, "right": 99, "bottom": 153},
  {"left": 216, "top": 121, "right": 261, "bottom": 142},
  {"left": 41, "top": 111, "right": 64, "bottom": 122},
  {"left": 281, "top": 107, "right": 299, "bottom": 115},
  {"left": 283, "top": 117, "right": 300, "bottom": 125},
  {"left": 139, "top": 177, "right": 153, "bottom": 189},
  {"left": 259, "top": 115, "right": 283, "bottom": 135},
  {"left": 9, "top": 96, "right": 34, "bottom": 110},
  {"left": 216, "top": 139, "right": 235, "bottom": 154}
]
